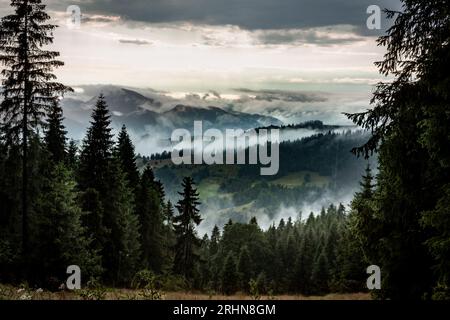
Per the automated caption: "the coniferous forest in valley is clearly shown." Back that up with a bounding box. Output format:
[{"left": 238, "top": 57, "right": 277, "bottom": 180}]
[{"left": 0, "top": 0, "right": 449, "bottom": 300}]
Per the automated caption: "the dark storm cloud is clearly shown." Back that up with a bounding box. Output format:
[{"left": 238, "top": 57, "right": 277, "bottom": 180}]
[
  {"left": 256, "top": 28, "right": 364, "bottom": 46},
  {"left": 235, "top": 88, "right": 328, "bottom": 103},
  {"left": 48, "top": 0, "right": 402, "bottom": 32}
]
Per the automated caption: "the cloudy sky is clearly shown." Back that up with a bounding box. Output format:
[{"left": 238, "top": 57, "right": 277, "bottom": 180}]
[{"left": 0, "top": 0, "right": 402, "bottom": 123}]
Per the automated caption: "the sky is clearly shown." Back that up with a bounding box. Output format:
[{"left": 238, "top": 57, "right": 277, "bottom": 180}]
[{"left": 0, "top": 0, "right": 402, "bottom": 123}]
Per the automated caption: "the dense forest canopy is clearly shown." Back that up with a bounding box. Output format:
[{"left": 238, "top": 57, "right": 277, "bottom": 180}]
[{"left": 0, "top": 0, "right": 449, "bottom": 300}]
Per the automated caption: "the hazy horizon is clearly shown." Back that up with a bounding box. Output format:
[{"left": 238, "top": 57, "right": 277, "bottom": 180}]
[{"left": 1, "top": 0, "right": 401, "bottom": 119}]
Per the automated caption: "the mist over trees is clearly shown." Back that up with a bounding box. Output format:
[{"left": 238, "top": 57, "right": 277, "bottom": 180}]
[
  {"left": 0, "top": 0, "right": 449, "bottom": 300},
  {"left": 2, "top": 82, "right": 369, "bottom": 295}
]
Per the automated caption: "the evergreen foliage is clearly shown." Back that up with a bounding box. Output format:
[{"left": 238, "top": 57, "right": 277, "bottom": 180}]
[
  {"left": 0, "top": 0, "right": 448, "bottom": 300},
  {"left": 173, "top": 177, "right": 202, "bottom": 280},
  {"left": 221, "top": 252, "right": 238, "bottom": 295},
  {"left": 44, "top": 101, "right": 67, "bottom": 163},
  {"left": 345, "top": 0, "right": 450, "bottom": 299},
  {"left": 136, "top": 165, "right": 167, "bottom": 274},
  {"left": 0, "top": 0, "right": 72, "bottom": 256},
  {"left": 116, "top": 125, "right": 139, "bottom": 190}
]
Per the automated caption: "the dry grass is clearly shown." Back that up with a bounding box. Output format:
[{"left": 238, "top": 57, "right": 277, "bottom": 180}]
[
  {"left": 164, "top": 292, "right": 371, "bottom": 300},
  {"left": 0, "top": 284, "right": 370, "bottom": 300}
]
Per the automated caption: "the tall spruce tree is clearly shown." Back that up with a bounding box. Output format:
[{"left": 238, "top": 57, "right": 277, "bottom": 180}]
[
  {"left": 136, "top": 164, "right": 166, "bottom": 273},
  {"left": 311, "top": 249, "right": 329, "bottom": 295},
  {"left": 78, "top": 95, "right": 114, "bottom": 251},
  {"left": 33, "top": 164, "right": 101, "bottom": 286},
  {"left": 350, "top": 164, "right": 378, "bottom": 264},
  {"left": 173, "top": 177, "right": 202, "bottom": 280},
  {"left": 196, "top": 234, "right": 211, "bottom": 290},
  {"left": 79, "top": 95, "right": 113, "bottom": 193},
  {"left": 102, "top": 159, "right": 141, "bottom": 285},
  {"left": 237, "top": 245, "right": 253, "bottom": 293},
  {"left": 221, "top": 252, "right": 238, "bottom": 295},
  {"left": 66, "top": 139, "right": 78, "bottom": 170},
  {"left": 0, "top": 143, "right": 22, "bottom": 280},
  {"left": 334, "top": 215, "right": 366, "bottom": 293},
  {"left": 209, "top": 225, "right": 220, "bottom": 257},
  {"left": 0, "top": 0, "right": 72, "bottom": 254},
  {"left": 77, "top": 95, "right": 143, "bottom": 284},
  {"left": 165, "top": 200, "right": 175, "bottom": 226},
  {"left": 44, "top": 100, "right": 67, "bottom": 163},
  {"left": 116, "top": 125, "right": 139, "bottom": 191},
  {"left": 293, "top": 230, "right": 314, "bottom": 294},
  {"left": 162, "top": 200, "right": 176, "bottom": 273}
]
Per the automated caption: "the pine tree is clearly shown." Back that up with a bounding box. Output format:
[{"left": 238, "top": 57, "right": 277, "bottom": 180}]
[
  {"left": 102, "top": 159, "right": 141, "bottom": 285},
  {"left": 334, "top": 217, "right": 366, "bottom": 292},
  {"left": 237, "top": 245, "right": 253, "bottom": 292},
  {"left": 78, "top": 95, "right": 114, "bottom": 193},
  {"left": 0, "top": 0, "right": 72, "bottom": 254},
  {"left": 221, "top": 252, "right": 238, "bottom": 295},
  {"left": 337, "top": 203, "right": 346, "bottom": 218},
  {"left": 206, "top": 224, "right": 221, "bottom": 291},
  {"left": 266, "top": 224, "right": 277, "bottom": 251},
  {"left": 421, "top": 187, "right": 450, "bottom": 299},
  {"left": 77, "top": 95, "right": 142, "bottom": 285},
  {"left": 164, "top": 200, "right": 175, "bottom": 226},
  {"left": 66, "top": 139, "right": 78, "bottom": 170},
  {"left": 293, "top": 231, "right": 314, "bottom": 295},
  {"left": 162, "top": 200, "right": 176, "bottom": 274},
  {"left": 278, "top": 219, "right": 285, "bottom": 232},
  {"left": 197, "top": 234, "right": 211, "bottom": 290},
  {"left": 0, "top": 142, "right": 22, "bottom": 279},
  {"left": 284, "top": 235, "right": 297, "bottom": 291},
  {"left": 345, "top": 0, "right": 450, "bottom": 299},
  {"left": 311, "top": 249, "right": 329, "bottom": 295},
  {"left": 78, "top": 95, "right": 114, "bottom": 251},
  {"left": 44, "top": 100, "right": 67, "bottom": 163},
  {"left": 209, "top": 225, "right": 220, "bottom": 256},
  {"left": 116, "top": 125, "right": 139, "bottom": 191},
  {"left": 360, "top": 164, "right": 374, "bottom": 199},
  {"left": 78, "top": 188, "right": 105, "bottom": 253},
  {"left": 173, "top": 177, "right": 202, "bottom": 280},
  {"left": 33, "top": 164, "right": 101, "bottom": 286},
  {"left": 324, "top": 223, "right": 339, "bottom": 275},
  {"left": 350, "top": 164, "right": 378, "bottom": 265},
  {"left": 136, "top": 164, "right": 166, "bottom": 273}
]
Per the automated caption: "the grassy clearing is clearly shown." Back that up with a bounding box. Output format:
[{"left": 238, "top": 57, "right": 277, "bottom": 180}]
[
  {"left": 270, "top": 171, "right": 329, "bottom": 188},
  {"left": 0, "top": 284, "right": 370, "bottom": 300},
  {"left": 197, "top": 178, "right": 222, "bottom": 199}
]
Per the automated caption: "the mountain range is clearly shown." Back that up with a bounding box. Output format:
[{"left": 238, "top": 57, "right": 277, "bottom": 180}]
[{"left": 61, "top": 86, "right": 283, "bottom": 143}]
